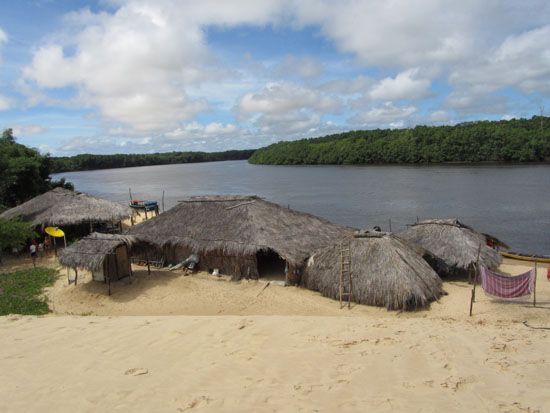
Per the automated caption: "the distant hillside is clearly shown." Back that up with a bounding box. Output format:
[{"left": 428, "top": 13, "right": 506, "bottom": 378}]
[
  {"left": 51, "top": 149, "right": 256, "bottom": 173},
  {"left": 248, "top": 116, "right": 550, "bottom": 165}
]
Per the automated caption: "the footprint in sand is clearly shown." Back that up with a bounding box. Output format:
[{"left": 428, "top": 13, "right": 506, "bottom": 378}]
[
  {"left": 177, "top": 396, "right": 212, "bottom": 411},
  {"left": 497, "top": 401, "right": 540, "bottom": 413},
  {"left": 237, "top": 319, "right": 254, "bottom": 330},
  {"left": 124, "top": 368, "right": 148, "bottom": 376},
  {"left": 440, "top": 375, "right": 476, "bottom": 392}
]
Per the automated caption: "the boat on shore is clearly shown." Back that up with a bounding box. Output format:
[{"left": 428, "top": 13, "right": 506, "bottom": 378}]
[
  {"left": 500, "top": 251, "right": 550, "bottom": 263},
  {"left": 129, "top": 199, "right": 158, "bottom": 211}
]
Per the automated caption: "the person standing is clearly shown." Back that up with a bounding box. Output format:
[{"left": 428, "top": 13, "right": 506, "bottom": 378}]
[{"left": 29, "top": 242, "right": 37, "bottom": 267}]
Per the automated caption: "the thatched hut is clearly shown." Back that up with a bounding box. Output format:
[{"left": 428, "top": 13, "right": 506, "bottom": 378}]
[
  {"left": 58, "top": 233, "right": 138, "bottom": 294},
  {"left": 0, "top": 188, "right": 132, "bottom": 236},
  {"left": 398, "top": 219, "right": 503, "bottom": 278},
  {"left": 302, "top": 231, "right": 444, "bottom": 311},
  {"left": 127, "top": 195, "right": 352, "bottom": 283}
]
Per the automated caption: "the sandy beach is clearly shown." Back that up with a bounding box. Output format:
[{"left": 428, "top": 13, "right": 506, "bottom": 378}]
[{"left": 1, "top": 257, "right": 549, "bottom": 412}]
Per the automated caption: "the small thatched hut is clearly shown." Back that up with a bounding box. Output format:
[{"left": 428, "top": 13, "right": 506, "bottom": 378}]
[
  {"left": 398, "top": 219, "right": 503, "bottom": 278},
  {"left": 127, "top": 195, "right": 352, "bottom": 282},
  {"left": 58, "top": 233, "right": 138, "bottom": 294},
  {"left": 0, "top": 188, "right": 132, "bottom": 236},
  {"left": 302, "top": 231, "right": 444, "bottom": 311}
]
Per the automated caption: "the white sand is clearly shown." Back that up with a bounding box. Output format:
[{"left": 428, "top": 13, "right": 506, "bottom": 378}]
[{"left": 1, "top": 257, "right": 549, "bottom": 411}]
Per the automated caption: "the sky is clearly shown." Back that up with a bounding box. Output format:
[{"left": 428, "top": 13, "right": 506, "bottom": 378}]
[{"left": 0, "top": 0, "right": 549, "bottom": 156}]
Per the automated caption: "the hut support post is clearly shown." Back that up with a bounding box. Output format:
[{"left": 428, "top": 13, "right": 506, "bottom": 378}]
[
  {"left": 74, "top": 268, "right": 78, "bottom": 286},
  {"left": 533, "top": 259, "right": 537, "bottom": 307},
  {"left": 108, "top": 277, "right": 111, "bottom": 296},
  {"left": 127, "top": 245, "right": 133, "bottom": 285},
  {"left": 469, "top": 244, "right": 482, "bottom": 316},
  {"left": 146, "top": 255, "right": 151, "bottom": 275},
  {"left": 53, "top": 237, "right": 57, "bottom": 256}
]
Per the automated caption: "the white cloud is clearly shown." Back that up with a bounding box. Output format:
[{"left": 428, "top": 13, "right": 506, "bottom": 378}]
[
  {"left": 428, "top": 110, "right": 449, "bottom": 123},
  {"left": 238, "top": 81, "right": 340, "bottom": 115},
  {"left": 352, "top": 102, "right": 417, "bottom": 127},
  {"left": 12, "top": 125, "right": 48, "bottom": 136},
  {"left": 0, "top": 27, "right": 7, "bottom": 44},
  {"left": 15, "top": 1, "right": 550, "bottom": 152},
  {"left": 0, "top": 95, "right": 11, "bottom": 111},
  {"left": 321, "top": 76, "right": 373, "bottom": 95},
  {"left": 165, "top": 122, "right": 237, "bottom": 138},
  {"left": 450, "top": 25, "right": 550, "bottom": 95},
  {"left": 445, "top": 92, "right": 508, "bottom": 115},
  {"left": 275, "top": 55, "right": 323, "bottom": 79},
  {"left": 369, "top": 69, "right": 430, "bottom": 101}
]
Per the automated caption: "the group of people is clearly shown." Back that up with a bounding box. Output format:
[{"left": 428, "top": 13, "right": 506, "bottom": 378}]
[{"left": 27, "top": 237, "right": 52, "bottom": 266}]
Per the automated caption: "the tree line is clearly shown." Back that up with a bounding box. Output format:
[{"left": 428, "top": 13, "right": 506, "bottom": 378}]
[
  {"left": 1, "top": 128, "right": 73, "bottom": 259},
  {"left": 0, "top": 129, "right": 73, "bottom": 210},
  {"left": 248, "top": 116, "right": 550, "bottom": 165},
  {"left": 51, "top": 149, "right": 256, "bottom": 173}
]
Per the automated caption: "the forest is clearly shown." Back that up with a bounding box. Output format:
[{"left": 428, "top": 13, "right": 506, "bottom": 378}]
[
  {"left": 51, "top": 149, "right": 256, "bottom": 173},
  {"left": 248, "top": 116, "right": 550, "bottom": 165},
  {"left": 0, "top": 129, "right": 73, "bottom": 210}
]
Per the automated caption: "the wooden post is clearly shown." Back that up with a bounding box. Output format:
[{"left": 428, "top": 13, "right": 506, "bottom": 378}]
[
  {"left": 67, "top": 267, "right": 70, "bottom": 284},
  {"left": 146, "top": 255, "right": 151, "bottom": 275},
  {"left": 89, "top": 222, "right": 93, "bottom": 234},
  {"left": 127, "top": 245, "right": 133, "bottom": 285},
  {"left": 108, "top": 277, "right": 111, "bottom": 296},
  {"left": 162, "top": 190, "right": 165, "bottom": 213},
  {"left": 53, "top": 237, "right": 57, "bottom": 256},
  {"left": 75, "top": 268, "right": 78, "bottom": 286},
  {"left": 144, "top": 209, "right": 148, "bottom": 220},
  {"left": 533, "top": 259, "right": 537, "bottom": 307},
  {"left": 469, "top": 244, "right": 482, "bottom": 316}
]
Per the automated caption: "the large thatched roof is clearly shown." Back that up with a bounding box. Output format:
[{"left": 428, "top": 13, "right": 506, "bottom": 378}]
[
  {"left": 127, "top": 195, "right": 353, "bottom": 265},
  {"left": 398, "top": 219, "right": 502, "bottom": 271},
  {"left": 0, "top": 188, "right": 132, "bottom": 226},
  {"left": 302, "top": 231, "right": 444, "bottom": 311},
  {"left": 59, "top": 233, "right": 138, "bottom": 271}
]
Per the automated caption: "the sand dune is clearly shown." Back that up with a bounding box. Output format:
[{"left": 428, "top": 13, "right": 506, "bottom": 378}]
[
  {"left": 1, "top": 314, "right": 548, "bottom": 412},
  {"left": 1, "top": 257, "right": 549, "bottom": 411}
]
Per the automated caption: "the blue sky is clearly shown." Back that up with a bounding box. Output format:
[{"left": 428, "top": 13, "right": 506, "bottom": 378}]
[{"left": 0, "top": 0, "right": 549, "bottom": 155}]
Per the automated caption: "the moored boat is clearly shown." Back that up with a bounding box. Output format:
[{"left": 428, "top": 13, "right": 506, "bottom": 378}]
[
  {"left": 500, "top": 251, "right": 550, "bottom": 263},
  {"left": 129, "top": 199, "right": 159, "bottom": 211}
]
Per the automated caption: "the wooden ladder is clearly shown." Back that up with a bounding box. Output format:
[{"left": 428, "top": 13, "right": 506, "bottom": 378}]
[{"left": 339, "top": 241, "right": 353, "bottom": 309}]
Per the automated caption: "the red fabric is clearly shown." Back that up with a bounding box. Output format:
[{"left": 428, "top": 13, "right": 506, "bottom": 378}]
[{"left": 480, "top": 266, "right": 535, "bottom": 299}]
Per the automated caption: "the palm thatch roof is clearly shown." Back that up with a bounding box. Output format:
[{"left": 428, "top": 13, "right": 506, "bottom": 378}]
[
  {"left": 0, "top": 188, "right": 132, "bottom": 226},
  {"left": 59, "top": 233, "right": 138, "bottom": 271},
  {"left": 302, "top": 231, "right": 444, "bottom": 311},
  {"left": 127, "top": 195, "right": 352, "bottom": 266},
  {"left": 397, "top": 219, "right": 503, "bottom": 271}
]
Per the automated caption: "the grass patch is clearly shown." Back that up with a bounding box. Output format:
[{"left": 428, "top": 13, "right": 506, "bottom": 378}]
[{"left": 0, "top": 267, "right": 59, "bottom": 316}]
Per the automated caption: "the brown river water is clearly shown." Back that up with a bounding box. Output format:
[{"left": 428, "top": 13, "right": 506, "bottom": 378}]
[{"left": 53, "top": 160, "right": 550, "bottom": 255}]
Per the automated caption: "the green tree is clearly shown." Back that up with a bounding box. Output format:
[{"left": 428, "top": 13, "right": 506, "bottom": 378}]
[
  {"left": 0, "top": 129, "right": 74, "bottom": 209},
  {"left": 0, "top": 218, "right": 37, "bottom": 264}
]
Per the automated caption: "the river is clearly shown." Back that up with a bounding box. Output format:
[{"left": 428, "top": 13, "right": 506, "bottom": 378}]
[{"left": 53, "top": 160, "right": 550, "bottom": 255}]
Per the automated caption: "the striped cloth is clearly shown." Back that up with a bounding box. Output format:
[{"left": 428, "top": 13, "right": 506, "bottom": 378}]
[{"left": 480, "top": 266, "right": 535, "bottom": 299}]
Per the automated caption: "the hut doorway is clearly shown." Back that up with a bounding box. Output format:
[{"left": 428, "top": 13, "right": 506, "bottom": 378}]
[{"left": 256, "top": 249, "right": 286, "bottom": 281}]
